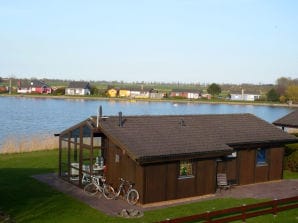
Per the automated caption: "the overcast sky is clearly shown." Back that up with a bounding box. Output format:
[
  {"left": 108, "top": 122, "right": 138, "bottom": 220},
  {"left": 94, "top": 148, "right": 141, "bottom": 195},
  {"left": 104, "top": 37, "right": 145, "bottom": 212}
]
[{"left": 1, "top": 0, "right": 297, "bottom": 84}]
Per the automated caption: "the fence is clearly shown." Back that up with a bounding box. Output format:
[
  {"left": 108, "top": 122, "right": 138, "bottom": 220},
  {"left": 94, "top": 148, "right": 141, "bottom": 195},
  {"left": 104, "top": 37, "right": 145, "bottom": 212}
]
[{"left": 158, "top": 196, "right": 298, "bottom": 223}]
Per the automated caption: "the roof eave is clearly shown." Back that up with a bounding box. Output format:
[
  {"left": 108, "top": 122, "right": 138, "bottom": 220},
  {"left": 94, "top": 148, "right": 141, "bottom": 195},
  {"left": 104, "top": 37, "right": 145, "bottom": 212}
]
[
  {"left": 136, "top": 149, "right": 233, "bottom": 165},
  {"left": 273, "top": 123, "right": 298, "bottom": 128},
  {"left": 228, "top": 139, "right": 298, "bottom": 149}
]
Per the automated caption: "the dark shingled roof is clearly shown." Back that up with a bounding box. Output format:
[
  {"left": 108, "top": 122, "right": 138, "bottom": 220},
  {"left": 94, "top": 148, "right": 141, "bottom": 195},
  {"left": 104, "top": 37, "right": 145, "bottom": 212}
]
[
  {"left": 67, "top": 81, "right": 90, "bottom": 89},
  {"left": 273, "top": 109, "right": 298, "bottom": 128},
  {"left": 20, "top": 80, "right": 50, "bottom": 88},
  {"left": 91, "top": 113, "right": 298, "bottom": 164}
]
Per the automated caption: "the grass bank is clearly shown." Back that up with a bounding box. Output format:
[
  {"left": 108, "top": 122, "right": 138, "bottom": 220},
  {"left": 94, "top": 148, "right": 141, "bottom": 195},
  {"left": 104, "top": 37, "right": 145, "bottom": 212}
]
[
  {"left": 0, "top": 134, "right": 58, "bottom": 154},
  {"left": 0, "top": 150, "right": 297, "bottom": 223}
]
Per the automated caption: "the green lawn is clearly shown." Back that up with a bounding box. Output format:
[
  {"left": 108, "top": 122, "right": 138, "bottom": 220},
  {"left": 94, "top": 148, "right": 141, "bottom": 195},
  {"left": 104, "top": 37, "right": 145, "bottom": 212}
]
[{"left": 0, "top": 150, "right": 297, "bottom": 223}]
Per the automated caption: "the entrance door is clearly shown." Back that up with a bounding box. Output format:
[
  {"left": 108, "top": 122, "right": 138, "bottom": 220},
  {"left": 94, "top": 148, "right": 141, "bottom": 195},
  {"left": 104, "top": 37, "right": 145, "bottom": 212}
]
[{"left": 217, "top": 158, "right": 237, "bottom": 185}]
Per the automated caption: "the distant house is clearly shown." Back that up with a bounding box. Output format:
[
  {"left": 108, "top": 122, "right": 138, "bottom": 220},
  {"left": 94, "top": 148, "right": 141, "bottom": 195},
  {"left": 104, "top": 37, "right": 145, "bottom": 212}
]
[
  {"left": 230, "top": 89, "right": 261, "bottom": 101},
  {"left": 17, "top": 80, "right": 52, "bottom": 94},
  {"left": 273, "top": 109, "right": 298, "bottom": 133},
  {"left": 0, "top": 86, "right": 8, "bottom": 93},
  {"left": 65, "top": 82, "right": 91, "bottom": 96},
  {"left": 201, "top": 93, "right": 212, "bottom": 100},
  {"left": 58, "top": 113, "right": 298, "bottom": 204},
  {"left": 119, "top": 89, "right": 131, "bottom": 98},
  {"left": 170, "top": 89, "right": 201, "bottom": 99},
  {"left": 107, "top": 88, "right": 118, "bottom": 98},
  {"left": 149, "top": 89, "right": 165, "bottom": 99},
  {"left": 130, "top": 87, "right": 151, "bottom": 99}
]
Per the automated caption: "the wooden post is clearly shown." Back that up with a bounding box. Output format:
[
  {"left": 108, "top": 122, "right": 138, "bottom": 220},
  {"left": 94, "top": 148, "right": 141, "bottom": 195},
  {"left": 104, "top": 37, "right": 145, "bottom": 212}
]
[
  {"left": 241, "top": 204, "right": 246, "bottom": 223},
  {"left": 206, "top": 211, "right": 211, "bottom": 223},
  {"left": 273, "top": 198, "right": 278, "bottom": 217}
]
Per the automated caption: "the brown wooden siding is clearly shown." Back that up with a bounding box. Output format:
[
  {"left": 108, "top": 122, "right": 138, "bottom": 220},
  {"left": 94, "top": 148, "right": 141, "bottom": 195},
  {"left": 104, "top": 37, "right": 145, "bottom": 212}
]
[
  {"left": 177, "top": 177, "right": 196, "bottom": 199},
  {"left": 105, "top": 139, "right": 119, "bottom": 186},
  {"left": 143, "top": 159, "right": 216, "bottom": 204},
  {"left": 197, "top": 160, "right": 216, "bottom": 195},
  {"left": 105, "top": 139, "right": 137, "bottom": 189},
  {"left": 238, "top": 149, "right": 256, "bottom": 185},
  {"left": 105, "top": 142, "right": 285, "bottom": 204},
  {"left": 166, "top": 162, "right": 178, "bottom": 200},
  {"left": 144, "top": 164, "right": 167, "bottom": 203},
  {"left": 255, "top": 165, "right": 269, "bottom": 182},
  {"left": 236, "top": 147, "right": 284, "bottom": 185},
  {"left": 269, "top": 147, "right": 284, "bottom": 180},
  {"left": 135, "top": 165, "right": 144, "bottom": 203}
]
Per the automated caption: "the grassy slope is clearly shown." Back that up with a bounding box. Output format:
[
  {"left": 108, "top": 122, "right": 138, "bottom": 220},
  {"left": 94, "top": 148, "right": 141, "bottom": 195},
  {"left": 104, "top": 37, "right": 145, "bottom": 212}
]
[{"left": 0, "top": 150, "right": 297, "bottom": 223}]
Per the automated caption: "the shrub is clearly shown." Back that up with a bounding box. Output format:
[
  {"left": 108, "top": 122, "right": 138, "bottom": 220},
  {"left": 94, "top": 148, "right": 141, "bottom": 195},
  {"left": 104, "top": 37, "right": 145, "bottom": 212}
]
[
  {"left": 284, "top": 143, "right": 298, "bottom": 172},
  {"left": 53, "top": 87, "right": 65, "bottom": 95}
]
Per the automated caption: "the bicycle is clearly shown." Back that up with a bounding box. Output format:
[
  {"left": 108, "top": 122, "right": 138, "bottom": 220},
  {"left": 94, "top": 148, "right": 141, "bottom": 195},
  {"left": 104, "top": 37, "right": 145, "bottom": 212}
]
[
  {"left": 84, "top": 175, "right": 114, "bottom": 200},
  {"left": 112, "top": 178, "right": 139, "bottom": 205}
]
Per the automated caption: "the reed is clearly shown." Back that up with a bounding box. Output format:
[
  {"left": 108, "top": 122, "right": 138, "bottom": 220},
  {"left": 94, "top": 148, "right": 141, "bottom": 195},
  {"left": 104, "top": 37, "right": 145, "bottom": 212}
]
[{"left": 0, "top": 134, "right": 58, "bottom": 154}]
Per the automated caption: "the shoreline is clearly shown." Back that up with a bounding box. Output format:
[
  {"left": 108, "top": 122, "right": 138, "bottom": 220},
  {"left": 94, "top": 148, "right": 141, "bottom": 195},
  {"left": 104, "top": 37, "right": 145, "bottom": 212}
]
[{"left": 1, "top": 93, "right": 297, "bottom": 108}]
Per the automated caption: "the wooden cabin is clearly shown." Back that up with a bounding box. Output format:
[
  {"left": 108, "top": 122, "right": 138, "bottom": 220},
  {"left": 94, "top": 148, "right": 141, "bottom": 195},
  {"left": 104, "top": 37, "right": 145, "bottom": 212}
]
[
  {"left": 273, "top": 109, "right": 298, "bottom": 132},
  {"left": 58, "top": 113, "right": 298, "bottom": 204}
]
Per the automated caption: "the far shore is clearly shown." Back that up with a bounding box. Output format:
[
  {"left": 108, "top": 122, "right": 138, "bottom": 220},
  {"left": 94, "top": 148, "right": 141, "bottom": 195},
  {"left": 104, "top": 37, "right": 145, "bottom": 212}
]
[{"left": 1, "top": 93, "right": 297, "bottom": 108}]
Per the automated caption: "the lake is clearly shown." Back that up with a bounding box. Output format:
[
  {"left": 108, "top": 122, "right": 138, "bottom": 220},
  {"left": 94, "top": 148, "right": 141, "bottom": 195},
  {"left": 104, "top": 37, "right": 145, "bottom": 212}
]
[{"left": 0, "top": 96, "right": 294, "bottom": 150}]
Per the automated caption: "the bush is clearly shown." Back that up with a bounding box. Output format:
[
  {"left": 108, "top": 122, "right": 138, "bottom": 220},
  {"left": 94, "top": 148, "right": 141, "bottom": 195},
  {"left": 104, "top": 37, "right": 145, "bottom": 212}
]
[
  {"left": 53, "top": 87, "right": 65, "bottom": 95},
  {"left": 284, "top": 143, "right": 298, "bottom": 172},
  {"left": 279, "top": 95, "right": 287, "bottom": 103}
]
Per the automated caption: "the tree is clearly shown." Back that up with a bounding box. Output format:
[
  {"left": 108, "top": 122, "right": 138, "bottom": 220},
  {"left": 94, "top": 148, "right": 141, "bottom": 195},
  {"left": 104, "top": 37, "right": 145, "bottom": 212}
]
[
  {"left": 286, "top": 85, "right": 298, "bottom": 103},
  {"left": 207, "top": 83, "right": 221, "bottom": 96},
  {"left": 90, "top": 86, "right": 99, "bottom": 95},
  {"left": 266, "top": 88, "right": 279, "bottom": 101},
  {"left": 53, "top": 87, "right": 65, "bottom": 96},
  {"left": 276, "top": 77, "right": 297, "bottom": 95}
]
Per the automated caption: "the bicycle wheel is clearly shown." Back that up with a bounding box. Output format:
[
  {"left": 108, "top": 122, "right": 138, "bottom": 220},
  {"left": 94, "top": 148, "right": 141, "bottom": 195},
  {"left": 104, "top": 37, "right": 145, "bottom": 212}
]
[
  {"left": 103, "top": 184, "right": 115, "bottom": 200},
  {"left": 84, "top": 183, "right": 98, "bottom": 196},
  {"left": 126, "top": 189, "right": 139, "bottom": 205}
]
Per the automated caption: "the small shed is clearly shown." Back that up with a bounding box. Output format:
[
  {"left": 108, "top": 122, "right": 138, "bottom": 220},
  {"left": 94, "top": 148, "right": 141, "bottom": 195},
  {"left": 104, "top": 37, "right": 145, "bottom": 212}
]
[
  {"left": 273, "top": 109, "right": 298, "bottom": 132},
  {"left": 58, "top": 113, "right": 298, "bottom": 204}
]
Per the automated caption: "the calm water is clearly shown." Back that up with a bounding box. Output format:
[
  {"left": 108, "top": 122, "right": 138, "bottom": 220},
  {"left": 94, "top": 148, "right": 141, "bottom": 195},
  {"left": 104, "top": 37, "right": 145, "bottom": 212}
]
[{"left": 0, "top": 96, "right": 294, "bottom": 149}]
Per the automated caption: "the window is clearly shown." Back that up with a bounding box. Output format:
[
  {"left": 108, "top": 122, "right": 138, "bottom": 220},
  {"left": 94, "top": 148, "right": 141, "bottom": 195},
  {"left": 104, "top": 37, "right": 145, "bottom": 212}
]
[
  {"left": 179, "top": 160, "right": 194, "bottom": 178},
  {"left": 256, "top": 148, "right": 267, "bottom": 165},
  {"left": 227, "top": 151, "right": 237, "bottom": 158}
]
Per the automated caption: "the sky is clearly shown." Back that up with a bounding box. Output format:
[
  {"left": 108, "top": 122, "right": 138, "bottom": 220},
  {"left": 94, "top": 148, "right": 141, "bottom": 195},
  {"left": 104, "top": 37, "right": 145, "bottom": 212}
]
[{"left": 0, "top": 0, "right": 298, "bottom": 84}]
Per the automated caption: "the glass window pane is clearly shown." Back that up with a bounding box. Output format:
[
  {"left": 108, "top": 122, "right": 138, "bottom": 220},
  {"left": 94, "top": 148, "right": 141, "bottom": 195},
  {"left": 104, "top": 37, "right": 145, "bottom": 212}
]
[
  {"left": 61, "top": 140, "right": 68, "bottom": 164},
  {"left": 82, "top": 125, "right": 92, "bottom": 138},
  {"left": 70, "top": 127, "right": 80, "bottom": 144},
  {"left": 256, "top": 148, "right": 267, "bottom": 165},
  {"left": 179, "top": 160, "right": 193, "bottom": 177}
]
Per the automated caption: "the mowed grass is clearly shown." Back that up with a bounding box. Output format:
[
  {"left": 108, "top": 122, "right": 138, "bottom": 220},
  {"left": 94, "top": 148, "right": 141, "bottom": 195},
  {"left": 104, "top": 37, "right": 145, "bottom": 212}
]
[{"left": 0, "top": 150, "right": 297, "bottom": 223}]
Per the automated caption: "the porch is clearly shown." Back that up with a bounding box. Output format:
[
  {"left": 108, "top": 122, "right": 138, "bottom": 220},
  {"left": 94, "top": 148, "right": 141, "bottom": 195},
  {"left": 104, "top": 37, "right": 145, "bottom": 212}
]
[{"left": 58, "top": 118, "right": 107, "bottom": 188}]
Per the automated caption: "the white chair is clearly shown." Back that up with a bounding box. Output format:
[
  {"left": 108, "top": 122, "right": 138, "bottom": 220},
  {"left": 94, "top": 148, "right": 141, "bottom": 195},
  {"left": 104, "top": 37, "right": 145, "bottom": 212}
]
[
  {"left": 217, "top": 173, "right": 232, "bottom": 191},
  {"left": 82, "top": 165, "right": 90, "bottom": 184},
  {"left": 70, "top": 163, "right": 79, "bottom": 181}
]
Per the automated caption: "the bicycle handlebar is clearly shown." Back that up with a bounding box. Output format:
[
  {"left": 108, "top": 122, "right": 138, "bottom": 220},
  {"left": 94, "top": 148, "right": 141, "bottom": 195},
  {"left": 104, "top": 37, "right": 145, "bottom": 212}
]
[{"left": 119, "top": 178, "right": 135, "bottom": 186}]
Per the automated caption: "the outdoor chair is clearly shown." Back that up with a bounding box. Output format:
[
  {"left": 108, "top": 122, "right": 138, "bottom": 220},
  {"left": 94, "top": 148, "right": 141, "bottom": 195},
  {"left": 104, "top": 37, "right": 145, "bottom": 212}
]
[
  {"left": 82, "top": 164, "right": 91, "bottom": 184},
  {"left": 217, "top": 173, "right": 232, "bottom": 191},
  {"left": 70, "top": 163, "right": 79, "bottom": 181}
]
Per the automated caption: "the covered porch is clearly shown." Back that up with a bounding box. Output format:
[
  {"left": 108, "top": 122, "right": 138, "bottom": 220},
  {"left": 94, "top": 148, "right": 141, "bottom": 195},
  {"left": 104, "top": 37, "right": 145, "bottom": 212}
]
[{"left": 58, "top": 118, "right": 107, "bottom": 187}]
